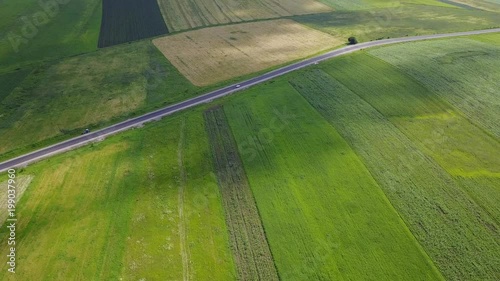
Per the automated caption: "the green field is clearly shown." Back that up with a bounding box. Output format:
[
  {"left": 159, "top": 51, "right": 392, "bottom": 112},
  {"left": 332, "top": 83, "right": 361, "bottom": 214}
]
[
  {"left": 0, "top": 69, "right": 32, "bottom": 105},
  {"left": 291, "top": 51, "right": 499, "bottom": 280},
  {"left": 0, "top": 41, "right": 200, "bottom": 161},
  {"left": 223, "top": 80, "right": 443, "bottom": 280},
  {"left": 0, "top": 79, "right": 444, "bottom": 281},
  {"left": 296, "top": 4, "right": 500, "bottom": 42},
  {"left": 1, "top": 33, "right": 500, "bottom": 280},
  {"left": 1, "top": 1, "right": 500, "bottom": 279},
  {"left": 0, "top": 110, "right": 236, "bottom": 280},
  {"left": 319, "top": 0, "right": 454, "bottom": 10},
  {"left": 0, "top": 0, "right": 101, "bottom": 73},
  {"left": 2, "top": 0, "right": 500, "bottom": 162}
]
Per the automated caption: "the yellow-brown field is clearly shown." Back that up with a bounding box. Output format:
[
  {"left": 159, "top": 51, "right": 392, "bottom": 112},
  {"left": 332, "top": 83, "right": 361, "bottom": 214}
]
[
  {"left": 157, "top": 0, "right": 332, "bottom": 31},
  {"left": 153, "top": 19, "right": 343, "bottom": 86}
]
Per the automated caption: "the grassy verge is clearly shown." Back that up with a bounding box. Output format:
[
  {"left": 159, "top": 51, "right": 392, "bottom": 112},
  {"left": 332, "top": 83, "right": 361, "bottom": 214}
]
[
  {"left": 0, "top": 0, "right": 102, "bottom": 73},
  {"left": 204, "top": 106, "right": 278, "bottom": 280}
]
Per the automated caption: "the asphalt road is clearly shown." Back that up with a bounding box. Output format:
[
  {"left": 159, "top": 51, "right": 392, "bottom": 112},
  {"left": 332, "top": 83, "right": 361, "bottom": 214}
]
[{"left": 1, "top": 28, "right": 499, "bottom": 173}]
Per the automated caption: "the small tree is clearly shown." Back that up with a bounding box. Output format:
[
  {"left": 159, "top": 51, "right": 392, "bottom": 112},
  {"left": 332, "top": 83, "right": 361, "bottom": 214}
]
[{"left": 348, "top": 36, "right": 358, "bottom": 45}]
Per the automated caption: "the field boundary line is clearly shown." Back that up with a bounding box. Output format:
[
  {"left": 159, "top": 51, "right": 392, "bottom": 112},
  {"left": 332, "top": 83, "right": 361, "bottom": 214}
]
[{"left": 177, "top": 118, "right": 190, "bottom": 281}]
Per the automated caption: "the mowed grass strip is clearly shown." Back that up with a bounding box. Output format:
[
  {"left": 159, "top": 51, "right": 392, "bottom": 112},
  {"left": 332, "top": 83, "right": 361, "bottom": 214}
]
[
  {"left": 204, "top": 106, "right": 278, "bottom": 281},
  {"left": 0, "top": 111, "right": 236, "bottom": 280},
  {"left": 98, "top": 0, "right": 168, "bottom": 47},
  {"left": 223, "top": 80, "right": 443, "bottom": 280},
  {"left": 292, "top": 64, "right": 499, "bottom": 280},
  {"left": 157, "top": 0, "right": 331, "bottom": 32},
  {"left": 153, "top": 19, "right": 342, "bottom": 86}
]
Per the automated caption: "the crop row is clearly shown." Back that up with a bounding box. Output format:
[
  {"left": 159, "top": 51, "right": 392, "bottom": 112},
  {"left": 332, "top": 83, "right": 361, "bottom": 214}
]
[{"left": 204, "top": 106, "right": 279, "bottom": 281}]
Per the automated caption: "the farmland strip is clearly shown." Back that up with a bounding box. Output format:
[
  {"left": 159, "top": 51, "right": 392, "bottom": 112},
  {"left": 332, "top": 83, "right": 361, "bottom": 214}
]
[{"left": 204, "top": 106, "right": 279, "bottom": 281}]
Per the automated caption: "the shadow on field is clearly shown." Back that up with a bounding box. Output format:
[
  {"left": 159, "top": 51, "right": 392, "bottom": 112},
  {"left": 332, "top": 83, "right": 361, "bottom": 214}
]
[{"left": 294, "top": 4, "right": 500, "bottom": 41}]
